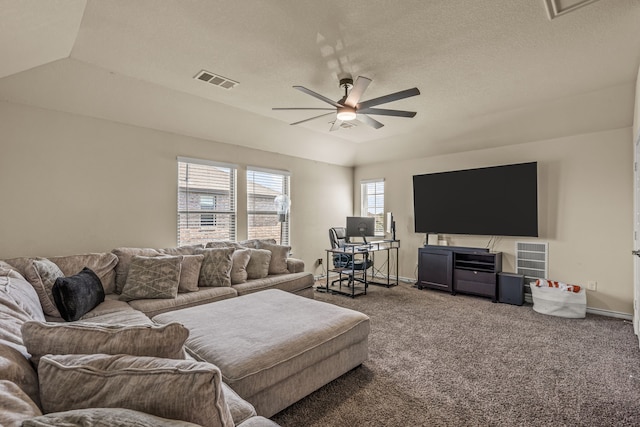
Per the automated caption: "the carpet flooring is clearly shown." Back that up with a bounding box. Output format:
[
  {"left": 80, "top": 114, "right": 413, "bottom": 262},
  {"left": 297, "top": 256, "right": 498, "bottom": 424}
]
[{"left": 271, "top": 281, "right": 640, "bottom": 427}]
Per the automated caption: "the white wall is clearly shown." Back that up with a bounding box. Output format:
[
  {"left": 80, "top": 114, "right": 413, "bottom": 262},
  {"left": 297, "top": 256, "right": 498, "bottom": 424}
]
[
  {"left": 0, "top": 101, "right": 353, "bottom": 276},
  {"left": 355, "top": 127, "right": 634, "bottom": 314}
]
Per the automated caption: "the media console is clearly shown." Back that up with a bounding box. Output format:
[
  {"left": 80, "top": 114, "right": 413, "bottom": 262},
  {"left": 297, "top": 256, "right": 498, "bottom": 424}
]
[{"left": 417, "top": 245, "right": 502, "bottom": 302}]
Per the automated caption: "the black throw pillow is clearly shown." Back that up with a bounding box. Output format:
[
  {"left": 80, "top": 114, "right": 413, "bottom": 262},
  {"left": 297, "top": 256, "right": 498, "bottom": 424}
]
[{"left": 52, "top": 267, "right": 105, "bottom": 322}]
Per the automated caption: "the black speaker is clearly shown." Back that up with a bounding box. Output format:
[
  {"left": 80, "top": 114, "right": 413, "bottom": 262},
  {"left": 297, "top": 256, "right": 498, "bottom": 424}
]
[{"left": 498, "top": 273, "right": 524, "bottom": 306}]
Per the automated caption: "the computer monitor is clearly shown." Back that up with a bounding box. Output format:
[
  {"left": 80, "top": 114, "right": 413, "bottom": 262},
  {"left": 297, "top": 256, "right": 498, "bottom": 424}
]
[{"left": 346, "top": 216, "right": 376, "bottom": 244}]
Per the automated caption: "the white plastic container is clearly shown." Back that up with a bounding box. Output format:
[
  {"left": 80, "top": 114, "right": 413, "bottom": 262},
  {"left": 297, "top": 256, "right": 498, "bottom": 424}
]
[{"left": 530, "top": 283, "right": 586, "bottom": 318}]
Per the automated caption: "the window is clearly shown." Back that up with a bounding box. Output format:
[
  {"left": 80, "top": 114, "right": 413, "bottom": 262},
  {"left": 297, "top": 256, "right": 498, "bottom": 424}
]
[
  {"left": 361, "top": 179, "right": 385, "bottom": 236},
  {"left": 247, "top": 167, "right": 290, "bottom": 245},
  {"left": 178, "top": 157, "right": 236, "bottom": 245}
]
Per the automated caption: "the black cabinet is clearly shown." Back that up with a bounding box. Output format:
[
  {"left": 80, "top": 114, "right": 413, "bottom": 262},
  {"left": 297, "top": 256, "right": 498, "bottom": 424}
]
[
  {"left": 417, "top": 247, "right": 453, "bottom": 292},
  {"left": 418, "top": 246, "right": 502, "bottom": 301}
]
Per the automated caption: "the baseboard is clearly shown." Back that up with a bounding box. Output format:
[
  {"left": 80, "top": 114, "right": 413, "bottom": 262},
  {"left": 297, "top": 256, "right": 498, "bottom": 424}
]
[
  {"left": 585, "top": 307, "right": 633, "bottom": 320},
  {"left": 524, "top": 293, "right": 632, "bottom": 320}
]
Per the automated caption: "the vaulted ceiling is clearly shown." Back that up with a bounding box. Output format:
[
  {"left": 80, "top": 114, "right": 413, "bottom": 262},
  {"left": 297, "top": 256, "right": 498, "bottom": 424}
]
[{"left": 1, "top": 0, "right": 639, "bottom": 166}]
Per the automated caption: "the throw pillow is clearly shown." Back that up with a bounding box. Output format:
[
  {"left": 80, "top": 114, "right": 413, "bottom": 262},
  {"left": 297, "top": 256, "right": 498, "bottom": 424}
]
[
  {"left": 206, "top": 240, "right": 243, "bottom": 249},
  {"left": 52, "top": 267, "right": 105, "bottom": 322},
  {"left": 24, "top": 258, "right": 65, "bottom": 318},
  {"left": 23, "top": 408, "right": 202, "bottom": 427},
  {"left": 38, "top": 354, "right": 234, "bottom": 427},
  {"left": 21, "top": 320, "right": 188, "bottom": 366},
  {"left": 111, "top": 247, "right": 164, "bottom": 294},
  {"left": 178, "top": 254, "right": 204, "bottom": 293},
  {"left": 196, "top": 248, "right": 235, "bottom": 287},
  {"left": 48, "top": 253, "right": 118, "bottom": 295},
  {"left": 245, "top": 249, "right": 271, "bottom": 280},
  {"left": 160, "top": 244, "right": 204, "bottom": 255},
  {"left": 119, "top": 255, "right": 182, "bottom": 302},
  {"left": 230, "top": 249, "right": 251, "bottom": 285},
  {"left": 256, "top": 242, "right": 291, "bottom": 275},
  {"left": 238, "top": 238, "right": 276, "bottom": 249}
]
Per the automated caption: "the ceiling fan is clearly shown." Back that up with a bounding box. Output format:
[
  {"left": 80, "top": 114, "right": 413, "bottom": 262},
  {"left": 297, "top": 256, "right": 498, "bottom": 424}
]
[{"left": 273, "top": 76, "right": 420, "bottom": 131}]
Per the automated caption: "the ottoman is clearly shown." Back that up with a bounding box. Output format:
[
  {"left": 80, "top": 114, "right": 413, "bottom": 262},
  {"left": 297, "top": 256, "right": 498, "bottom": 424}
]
[{"left": 153, "top": 289, "right": 370, "bottom": 417}]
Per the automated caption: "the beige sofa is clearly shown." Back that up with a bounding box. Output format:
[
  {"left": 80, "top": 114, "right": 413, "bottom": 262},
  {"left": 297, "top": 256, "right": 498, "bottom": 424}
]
[{"left": 0, "top": 241, "right": 318, "bottom": 427}]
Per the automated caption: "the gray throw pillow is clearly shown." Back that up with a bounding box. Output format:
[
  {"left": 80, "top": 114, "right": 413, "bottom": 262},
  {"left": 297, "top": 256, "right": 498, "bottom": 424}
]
[
  {"left": 119, "top": 256, "right": 182, "bottom": 301},
  {"left": 22, "top": 408, "right": 202, "bottom": 427},
  {"left": 230, "top": 249, "right": 251, "bottom": 285},
  {"left": 21, "top": 321, "right": 188, "bottom": 366},
  {"left": 178, "top": 254, "right": 204, "bottom": 293},
  {"left": 38, "top": 354, "right": 234, "bottom": 427},
  {"left": 245, "top": 249, "right": 271, "bottom": 280},
  {"left": 25, "top": 258, "right": 65, "bottom": 318},
  {"left": 196, "top": 248, "right": 235, "bottom": 287},
  {"left": 255, "top": 242, "right": 291, "bottom": 275}
]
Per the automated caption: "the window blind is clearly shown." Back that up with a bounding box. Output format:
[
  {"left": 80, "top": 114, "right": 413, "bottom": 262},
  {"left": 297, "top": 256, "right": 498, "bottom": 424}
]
[
  {"left": 177, "top": 157, "right": 237, "bottom": 245},
  {"left": 247, "top": 167, "right": 290, "bottom": 245},
  {"left": 361, "top": 179, "right": 385, "bottom": 236}
]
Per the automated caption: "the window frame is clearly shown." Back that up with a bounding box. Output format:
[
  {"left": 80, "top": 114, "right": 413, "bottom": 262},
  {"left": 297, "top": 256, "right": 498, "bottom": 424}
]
[
  {"left": 177, "top": 157, "right": 237, "bottom": 245},
  {"left": 247, "top": 166, "right": 291, "bottom": 245},
  {"left": 361, "top": 178, "right": 385, "bottom": 237}
]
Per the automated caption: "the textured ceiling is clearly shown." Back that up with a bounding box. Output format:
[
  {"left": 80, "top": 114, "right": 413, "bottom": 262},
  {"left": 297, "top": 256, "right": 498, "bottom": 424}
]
[{"left": 1, "top": 0, "right": 639, "bottom": 166}]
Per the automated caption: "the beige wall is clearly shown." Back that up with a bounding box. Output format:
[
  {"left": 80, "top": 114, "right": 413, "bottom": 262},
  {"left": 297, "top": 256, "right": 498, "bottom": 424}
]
[
  {"left": 355, "top": 127, "right": 634, "bottom": 314},
  {"left": 0, "top": 101, "right": 353, "bottom": 276}
]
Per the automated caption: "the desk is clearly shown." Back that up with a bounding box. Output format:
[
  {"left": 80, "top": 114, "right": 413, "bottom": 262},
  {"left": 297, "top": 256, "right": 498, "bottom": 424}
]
[{"left": 322, "top": 240, "right": 400, "bottom": 298}]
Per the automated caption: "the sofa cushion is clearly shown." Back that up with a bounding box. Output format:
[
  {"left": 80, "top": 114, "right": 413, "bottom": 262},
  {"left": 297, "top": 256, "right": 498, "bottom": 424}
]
[
  {"left": 24, "top": 258, "right": 64, "bottom": 318},
  {"left": 111, "top": 247, "right": 164, "bottom": 294},
  {"left": 22, "top": 408, "right": 203, "bottom": 427},
  {"left": 222, "top": 382, "right": 257, "bottom": 425},
  {"left": 231, "top": 249, "right": 251, "bottom": 284},
  {"left": 245, "top": 249, "right": 271, "bottom": 280},
  {"left": 119, "top": 256, "right": 182, "bottom": 301},
  {"left": 135, "top": 286, "right": 237, "bottom": 318},
  {"left": 52, "top": 267, "right": 105, "bottom": 322},
  {"left": 196, "top": 248, "right": 234, "bottom": 287},
  {"left": 0, "top": 271, "right": 45, "bottom": 358},
  {"left": 48, "top": 253, "right": 118, "bottom": 295},
  {"left": 255, "top": 242, "right": 290, "bottom": 275},
  {"left": 206, "top": 240, "right": 244, "bottom": 249},
  {"left": 0, "top": 344, "right": 40, "bottom": 408},
  {"left": 178, "top": 254, "right": 204, "bottom": 293},
  {"left": 0, "top": 380, "right": 42, "bottom": 427},
  {"left": 38, "top": 354, "right": 234, "bottom": 427},
  {"left": 160, "top": 244, "right": 204, "bottom": 255},
  {"left": 239, "top": 239, "right": 276, "bottom": 249},
  {"left": 22, "top": 320, "right": 188, "bottom": 366},
  {"left": 232, "top": 272, "right": 314, "bottom": 296}
]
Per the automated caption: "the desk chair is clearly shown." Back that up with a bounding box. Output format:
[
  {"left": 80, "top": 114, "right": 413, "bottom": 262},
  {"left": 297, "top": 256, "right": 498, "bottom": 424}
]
[{"left": 329, "top": 227, "right": 372, "bottom": 288}]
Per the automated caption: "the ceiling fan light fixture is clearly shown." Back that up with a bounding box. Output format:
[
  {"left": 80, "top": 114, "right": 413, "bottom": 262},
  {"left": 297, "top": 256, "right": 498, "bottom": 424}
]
[{"left": 336, "top": 106, "right": 357, "bottom": 121}]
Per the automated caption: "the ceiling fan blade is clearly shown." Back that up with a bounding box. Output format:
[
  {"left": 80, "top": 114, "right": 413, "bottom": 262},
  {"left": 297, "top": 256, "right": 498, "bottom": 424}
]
[
  {"left": 357, "top": 107, "right": 416, "bottom": 118},
  {"left": 293, "top": 86, "right": 342, "bottom": 108},
  {"left": 357, "top": 87, "right": 420, "bottom": 109},
  {"left": 330, "top": 120, "right": 343, "bottom": 132},
  {"left": 357, "top": 114, "right": 384, "bottom": 129},
  {"left": 290, "top": 112, "right": 335, "bottom": 126},
  {"left": 272, "top": 107, "right": 335, "bottom": 111},
  {"left": 345, "top": 76, "right": 372, "bottom": 107}
]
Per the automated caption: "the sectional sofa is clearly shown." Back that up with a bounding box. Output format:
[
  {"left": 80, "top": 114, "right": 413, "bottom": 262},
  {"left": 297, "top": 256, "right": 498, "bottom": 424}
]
[{"left": 0, "top": 240, "right": 370, "bottom": 426}]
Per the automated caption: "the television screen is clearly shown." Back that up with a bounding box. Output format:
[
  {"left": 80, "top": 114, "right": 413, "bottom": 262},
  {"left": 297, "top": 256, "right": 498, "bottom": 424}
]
[{"left": 412, "top": 162, "right": 538, "bottom": 237}]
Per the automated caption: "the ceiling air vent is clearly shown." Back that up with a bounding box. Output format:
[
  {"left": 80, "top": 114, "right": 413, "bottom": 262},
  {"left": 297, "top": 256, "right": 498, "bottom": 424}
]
[
  {"left": 330, "top": 120, "right": 357, "bottom": 129},
  {"left": 194, "top": 70, "right": 239, "bottom": 89}
]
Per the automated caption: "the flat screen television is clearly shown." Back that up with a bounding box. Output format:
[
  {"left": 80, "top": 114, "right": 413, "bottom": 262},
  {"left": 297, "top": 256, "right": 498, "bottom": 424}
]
[
  {"left": 346, "top": 216, "right": 376, "bottom": 244},
  {"left": 413, "top": 162, "right": 538, "bottom": 237}
]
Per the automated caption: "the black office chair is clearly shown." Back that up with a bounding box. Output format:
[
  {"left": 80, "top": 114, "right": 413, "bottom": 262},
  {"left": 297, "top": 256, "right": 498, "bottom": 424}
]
[{"left": 328, "top": 227, "right": 372, "bottom": 288}]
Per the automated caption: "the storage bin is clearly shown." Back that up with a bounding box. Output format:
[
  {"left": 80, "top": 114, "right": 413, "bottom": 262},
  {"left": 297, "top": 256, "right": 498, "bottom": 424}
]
[{"left": 530, "top": 282, "right": 586, "bottom": 318}]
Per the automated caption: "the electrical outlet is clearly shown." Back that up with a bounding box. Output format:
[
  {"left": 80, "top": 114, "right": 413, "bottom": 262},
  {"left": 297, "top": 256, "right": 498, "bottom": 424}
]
[
  {"left": 317, "top": 258, "right": 323, "bottom": 265},
  {"left": 587, "top": 281, "right": 597, "bottom": 291}
]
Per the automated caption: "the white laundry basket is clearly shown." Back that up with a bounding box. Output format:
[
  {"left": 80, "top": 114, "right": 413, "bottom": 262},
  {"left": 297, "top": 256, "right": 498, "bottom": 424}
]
[{"left": 530, "top": 283, "right": 586, "bottom": 318}]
